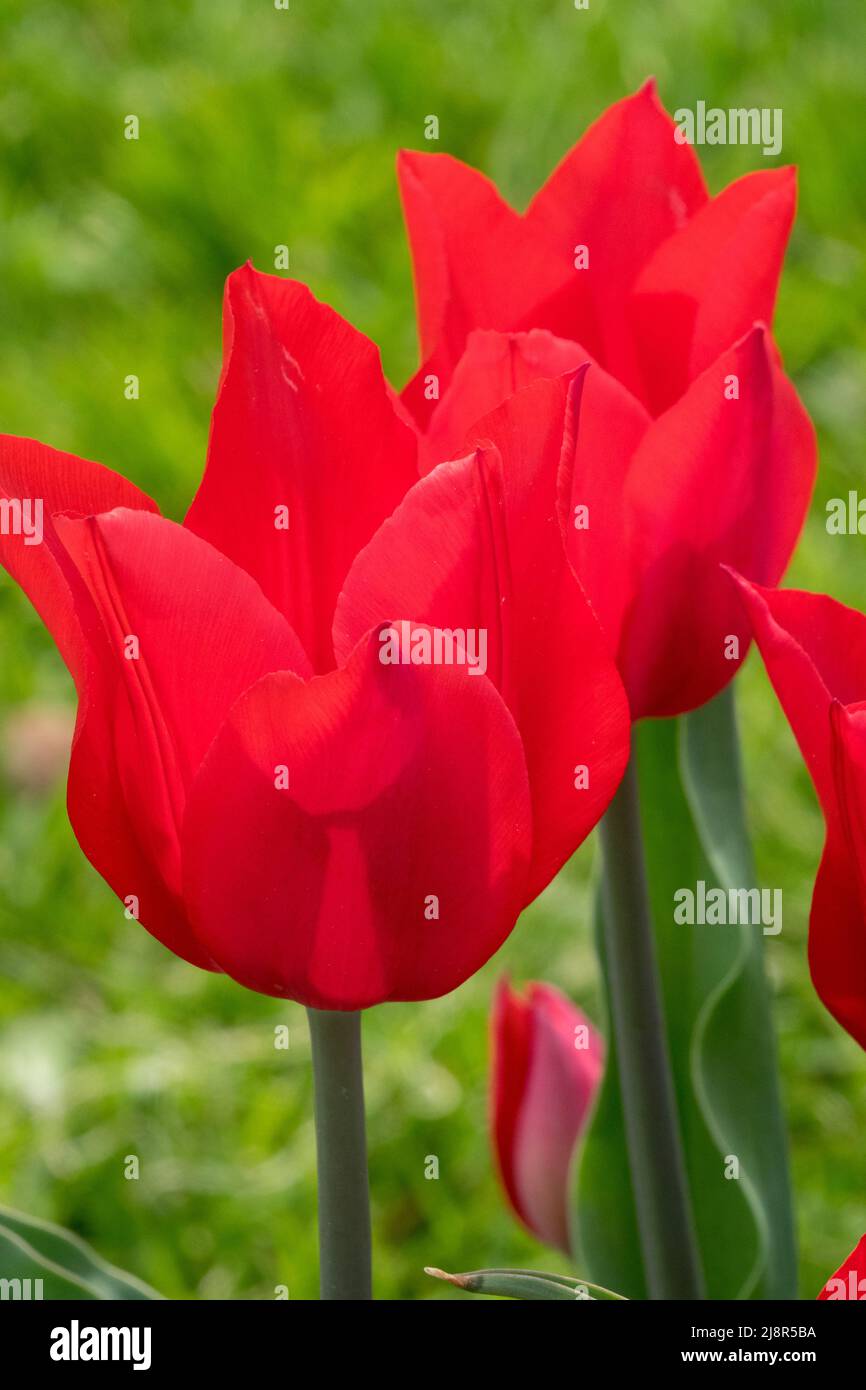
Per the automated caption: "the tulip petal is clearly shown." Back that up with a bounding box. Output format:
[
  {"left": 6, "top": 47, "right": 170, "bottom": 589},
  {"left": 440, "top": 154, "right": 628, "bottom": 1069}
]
[
  {"left": 633, "top": 168, "right": 797, "bottom": 412},
  {"left": 813, "top": 705, "right": 866, "bottom": 1050},
  {"left": 0, "top": 434, "right": 158, "bottom": 683},
  {"left": 609, "top": 328, "right": 815, "bottom": 718},
  {"left": 809, "top": 822, "right": 866, "bottom": 1054},
  {"left": 524, "top": 79, "right": 707, "bottom": 393},
  {"left": 491, "top": 979, "right": 533, "bottom": 1232},
  {"left": 182, "top": 627, "right": 533, "bottom": 1009},
  {"left": 396, "top": 152, "right": 572, "bottom": 398},
  {"left": 729, "top": 577, "right": 866, "bottom": 1050},
  {"left": 53, "top": 508, "right": 310, "bottom": 967},
  {"left": 420, "top": 328, "right": 591, "bottom": 476},
  {"left": 333, "top": 446, "right": 511, "bottom": 695},
  {"left": 557, "top": 360, "right": 652, "bottom": 646},
  {"left": 335, "top": 377, "right": 630, "bottom": 900},
  {"left": 492, "top": 980, "right": 603, "bottom": 1252},
  {"left": 727, "top": 578, "right": 866, "bottom": 810},
  {"left": 185, "top": 264, "right": 418, "bottom": 671}
]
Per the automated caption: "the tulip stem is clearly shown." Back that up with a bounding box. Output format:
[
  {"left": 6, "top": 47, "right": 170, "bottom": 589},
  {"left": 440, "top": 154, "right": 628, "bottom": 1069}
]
[
  {"left": 307, "top": 1008, "right": 372, "bottom": 1300},
  {"left": 598, "top": 746, "right": 705, "bottom": 1300}
]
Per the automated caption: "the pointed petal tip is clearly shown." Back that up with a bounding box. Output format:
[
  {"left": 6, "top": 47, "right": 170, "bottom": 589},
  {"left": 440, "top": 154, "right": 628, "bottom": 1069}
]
[
  {"left": 720, "top": 565, "right": 766, "bottom": 605},
  {"left": 226, "top": 259, "right": 306, "bottom": 299},
  {"left": 225, "top": 259, "right": 257, "bottom": 292},
  {"left": 829, "top": 698, "right": 846, "bottom": 732},
  {"left": 396, "top": 146, "right": 436, "bottom": 165},
  {"left": 472, "top": 438, "right": 506, "bottom": 477},
  {"left": 397, "top": 146, "right": 446, "bottom": 175},
  {"left": 493, "top": 974, "right": 517, "bottom": 1013},
  {"left": 730, "top": 320, "right": 770, "bottom": 355},
  {"left": 729, "top": 319, "right": 773, "bottom": 368},
  {"left": 739, "top": 161, "right": 798, "bottom": 198},
  {"left": 566, "top": 359, "right": 592, "bottom": 398}
]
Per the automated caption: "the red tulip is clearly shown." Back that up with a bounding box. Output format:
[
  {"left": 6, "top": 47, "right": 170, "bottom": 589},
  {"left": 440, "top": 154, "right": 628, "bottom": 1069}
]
[
  {"left": 491, "top": 979, "right": 603, "bottom": 1252},
  {"left": 817, "top": 1235, "right": 866, "bottom": 1299},
  {"left": 730, "top": 576, "right": 866, "bottom": 1052},
  {"left": 398, "top": 79, "right": 795, "bottom": 423},
  {"left": 0, "top": 265, "right": 629, "bottom": 1008},
  {"left": 397, "top": 82, "right": 816, "bottom": 719}
]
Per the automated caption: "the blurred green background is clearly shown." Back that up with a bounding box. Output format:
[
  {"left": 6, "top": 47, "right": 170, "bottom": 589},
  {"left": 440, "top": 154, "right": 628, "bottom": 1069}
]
[{"left": 0, "top": 0, "right": 864, "bottom": 1300}]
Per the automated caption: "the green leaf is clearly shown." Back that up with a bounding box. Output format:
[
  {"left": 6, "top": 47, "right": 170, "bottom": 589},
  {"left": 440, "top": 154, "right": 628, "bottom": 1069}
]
[
  {"left": 680, "top": 689, "right": 797, "bottom": 1298},
  {"left": 0, "top": 1205, "right": 163, "bottom": 1300},
  {"left": 573, "top": 686, "right": 797, "bottom": 1299},
  {"left": 424, "top": 1266, "right": 626, "bottom": 1300}
]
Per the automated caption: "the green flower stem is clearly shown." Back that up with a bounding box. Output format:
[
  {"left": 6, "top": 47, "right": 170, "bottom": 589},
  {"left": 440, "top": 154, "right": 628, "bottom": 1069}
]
[
  {"left": 598, "top": 745, "right": 705, "bottom": 1300},
  {"left": 307, "top": 1008, "right": 372, "bottom": 1300}
]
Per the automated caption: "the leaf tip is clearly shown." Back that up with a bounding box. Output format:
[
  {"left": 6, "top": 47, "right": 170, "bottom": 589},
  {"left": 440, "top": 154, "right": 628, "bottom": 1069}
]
[{"left": 424, "top": 1266, "right": 469, "bottom": 1287}]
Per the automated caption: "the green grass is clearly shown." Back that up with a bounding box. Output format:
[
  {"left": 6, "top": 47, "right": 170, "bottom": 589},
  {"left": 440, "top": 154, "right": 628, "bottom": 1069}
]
[{"left": 0, "top": 0, "right": 865, "bottom": 1299}]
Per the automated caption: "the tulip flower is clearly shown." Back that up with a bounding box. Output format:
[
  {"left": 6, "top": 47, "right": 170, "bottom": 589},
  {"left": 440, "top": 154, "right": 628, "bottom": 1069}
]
[
  {"left": 730, "top": 577, "right": 866, "bottom": 1053},
  {"left": 397, "top": 84, "right": 817, "bottom": 721},
  {"left": 392, "top": 85, "right": 814, "bottom": 1304},
  {"left": 398, "top": 78, "right": 796, "bottom": 423},
  {"left": 1, "top": 265, "right": 634, "bottom": 1299},
  {"left": 0, "top": 263, "right": 629, "bottom": 1010},
  {"left": 491, "top": 979, "right": 603, "bottom": 1253},
  {"left": 817, "top": 1235, "right": 866, "bottom": 1299}
]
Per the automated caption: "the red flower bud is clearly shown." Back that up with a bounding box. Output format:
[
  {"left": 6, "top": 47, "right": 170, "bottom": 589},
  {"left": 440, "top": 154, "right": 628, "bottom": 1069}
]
[{"left": 491, "top": 979, "right": 603, "bottom": 1252}]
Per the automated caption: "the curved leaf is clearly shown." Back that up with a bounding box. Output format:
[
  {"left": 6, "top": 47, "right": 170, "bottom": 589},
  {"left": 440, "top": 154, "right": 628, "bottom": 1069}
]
[
  {"left": 680, "top": 688, "right": 796, "bottom": 1299},
  {"left": 0, "top": 1224, "right": 103, "bottom": 1300},
  {"left": 0, "top": 1205, "right": 163, "bottom": 1300},
  {"left": 573, "top": 686, "right": 796, "bottom": 1299}
]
